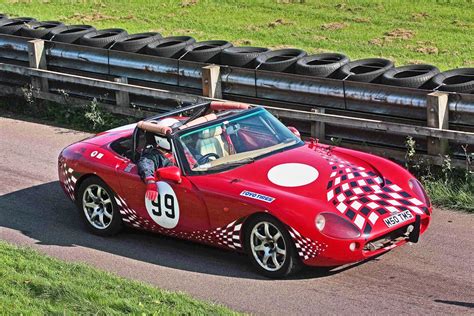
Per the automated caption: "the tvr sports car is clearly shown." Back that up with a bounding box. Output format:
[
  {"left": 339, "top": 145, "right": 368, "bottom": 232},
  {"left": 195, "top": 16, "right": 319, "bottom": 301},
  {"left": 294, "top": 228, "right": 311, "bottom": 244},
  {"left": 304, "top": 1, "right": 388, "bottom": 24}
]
[{"left": 59, "top": 101, "right": 432, "bottom": 278}]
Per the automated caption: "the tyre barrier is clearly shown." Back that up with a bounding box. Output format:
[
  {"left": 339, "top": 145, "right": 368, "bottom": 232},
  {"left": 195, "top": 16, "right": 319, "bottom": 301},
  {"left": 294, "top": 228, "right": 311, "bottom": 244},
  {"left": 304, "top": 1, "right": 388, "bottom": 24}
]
[
  {"left": 381, "top": 64, "right": 440, "bottom": 88},
  {"left": 295, "top": 53, "right": 349, "bottom": 77},
  {"left": 145, "top": 36, "right": 196, "bottom": 58},
  {"left": 0, "top": 17, "right": 37, "bottom": 35},
  {"left": 79, "top": 28, "right": 128, "bottom": 48},
  {"left": 49, "top": 25, "right": 96, "bottom": 43},
  {"left": 427, "top": 68, "right": 474, "bottom": 93},
  {"left": 181, "top": 40, "right": 233, "bottom": 63},
  {"left": 220, "top": 46, "right": 270, "bottom": 68},
  {"left": 19, "top": 21, "right": 66, "bottom": 39},
  {"left": 111, "top": 32, "right": 162, "bottom": 53},
  {"left": 255, "top": 48, "right": 307, "bottom": 73},
  {"left": 0, "top": 13, "right": 472, "bottom": 94},
  {"left": 333, "top": 58, "right": 394, "bottom": 83}
]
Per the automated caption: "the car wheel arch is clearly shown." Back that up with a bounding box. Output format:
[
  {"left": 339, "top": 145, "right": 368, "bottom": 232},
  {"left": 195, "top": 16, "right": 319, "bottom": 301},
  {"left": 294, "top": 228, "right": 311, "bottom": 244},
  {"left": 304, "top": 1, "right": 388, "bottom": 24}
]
[
  {"left": 241, "top": 211, "right": 296, "bottom": 252},
  {"left": 74, "top": 173, "right": 103, "bottom": 201}
]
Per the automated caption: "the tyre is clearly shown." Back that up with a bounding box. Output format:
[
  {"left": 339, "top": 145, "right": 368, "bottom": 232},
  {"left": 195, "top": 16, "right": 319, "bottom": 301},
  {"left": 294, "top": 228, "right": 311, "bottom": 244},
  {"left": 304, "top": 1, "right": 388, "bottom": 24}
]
[
  {"left": 255, "top": 48, "right": 307, "bottom": 73},
  {"left": 79, "top": 28, "right": 128, "bottom": 48},
  {"left": 19, "top": 21, "right": 66, "bottom": 39},
  {"left": 426, "top": 68, "right": 474, "bottom": 93},
  {"left": 333, "top": 58, "right": 394, "bottom": 82},
  {"left": 181, "top": 40, "right": 233, "bottom": 63},
  {"left": 244, "top": 214, "right": 300, "bottom": 278},
  {"left": 49, "top": 25, "right": 96, "bottom": 43},
  {"left": 76, "top": 176, "right": 123, "bottom": 236},
  {"left": 145, "top": 36, "right": 196, "bottom": 58},
  {"left": 295, "top": 53, "right": 349, "bottom": 77},
  {"left": 381, "top": 64, "right": 440, "bottom": 88},
  {"left": 220, "top": 46, "right": 270, "bottom": 68},
  {"left": 0, "top": 17, "right": 37, "bottom": 35},
  {"left": 111, "top": 32, "right": 162, "bottom": 53}
]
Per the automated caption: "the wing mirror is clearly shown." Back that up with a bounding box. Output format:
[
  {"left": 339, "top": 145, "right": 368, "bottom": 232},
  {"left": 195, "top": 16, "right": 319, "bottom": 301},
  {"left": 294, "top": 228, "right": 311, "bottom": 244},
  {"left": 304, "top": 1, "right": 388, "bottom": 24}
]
[
  {"left": 287, "top": 126, "right": 301, "bottom": 139},
  {"left": 155, "top": 166, "right": 182, "bottom": 184}
]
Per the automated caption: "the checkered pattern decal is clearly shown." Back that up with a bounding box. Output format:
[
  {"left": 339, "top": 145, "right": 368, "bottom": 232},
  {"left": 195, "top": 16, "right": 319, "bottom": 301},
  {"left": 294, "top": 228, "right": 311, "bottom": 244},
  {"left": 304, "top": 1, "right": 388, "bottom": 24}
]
[
  {"left": 60, "top": 162, "right": 78, "bottom": 201},
  {"left": 288, "top": 226, "right": 327, "bottom": 260},
  {"left": 114, "top": 194, "right": 243, "bottom": 250},
  {"left": 315, "top": 147, "right": 427, "bottom": 236}
]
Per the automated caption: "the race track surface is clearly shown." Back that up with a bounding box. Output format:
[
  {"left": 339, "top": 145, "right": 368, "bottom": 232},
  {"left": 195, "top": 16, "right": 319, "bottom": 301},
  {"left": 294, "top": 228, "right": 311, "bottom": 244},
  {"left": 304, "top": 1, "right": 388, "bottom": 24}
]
[{"left": 1, "top": 116, "right": 473, "bottom": 315}]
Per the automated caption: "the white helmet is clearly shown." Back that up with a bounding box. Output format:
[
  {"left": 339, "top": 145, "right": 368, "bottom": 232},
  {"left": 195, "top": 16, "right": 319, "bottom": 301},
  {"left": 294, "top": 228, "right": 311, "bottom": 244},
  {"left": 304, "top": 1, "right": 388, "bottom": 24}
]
[{"left": 154, "top": 118, "right": 179, "bottom": 151}]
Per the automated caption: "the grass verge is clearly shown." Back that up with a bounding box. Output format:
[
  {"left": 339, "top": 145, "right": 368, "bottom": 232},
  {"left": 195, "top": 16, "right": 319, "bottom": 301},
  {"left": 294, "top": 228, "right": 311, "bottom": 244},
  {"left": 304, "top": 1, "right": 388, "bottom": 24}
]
[
  {"left": 424, "top": 180, "right": 473, "bottom": 212},
  {"left": 0, "top": 241, "right": 238, "bottom": 315},
  {"left": 0, "top": 0, "right": 472, "bottom": 70}
]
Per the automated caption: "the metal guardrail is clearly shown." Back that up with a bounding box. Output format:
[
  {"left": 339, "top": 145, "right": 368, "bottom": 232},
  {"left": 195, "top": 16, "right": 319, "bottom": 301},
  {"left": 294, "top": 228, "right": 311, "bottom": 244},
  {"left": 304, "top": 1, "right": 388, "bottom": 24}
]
[{"left": 0, "top": 34, "right": 473, "bottom": 165}]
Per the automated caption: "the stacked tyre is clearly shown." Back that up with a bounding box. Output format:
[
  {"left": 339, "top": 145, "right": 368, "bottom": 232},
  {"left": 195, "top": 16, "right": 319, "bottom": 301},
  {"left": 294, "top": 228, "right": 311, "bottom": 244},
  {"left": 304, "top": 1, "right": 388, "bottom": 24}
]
[{"left": 145, "top": 36, "right": 196, "bottom": 58}]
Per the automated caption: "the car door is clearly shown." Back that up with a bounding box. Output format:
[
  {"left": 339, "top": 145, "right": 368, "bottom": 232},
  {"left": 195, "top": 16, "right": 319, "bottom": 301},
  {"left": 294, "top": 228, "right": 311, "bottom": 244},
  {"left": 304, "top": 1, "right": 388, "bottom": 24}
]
[{"left": 114, "top": 157, "right": 210, "bottom": 233}]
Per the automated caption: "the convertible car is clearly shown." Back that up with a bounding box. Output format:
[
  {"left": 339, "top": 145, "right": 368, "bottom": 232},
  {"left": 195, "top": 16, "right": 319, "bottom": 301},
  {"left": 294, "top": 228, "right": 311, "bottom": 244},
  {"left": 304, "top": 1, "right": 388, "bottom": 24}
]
[{"left": 58, "top": 101, "right": 432, "bottom": 277}]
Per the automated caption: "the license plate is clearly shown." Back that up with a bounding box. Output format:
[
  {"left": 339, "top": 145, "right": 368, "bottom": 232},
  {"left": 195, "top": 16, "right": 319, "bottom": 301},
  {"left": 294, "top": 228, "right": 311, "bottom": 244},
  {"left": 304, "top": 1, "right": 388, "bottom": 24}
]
[{"left": 383, "top": 210, "right": 414, "bottom": 228}]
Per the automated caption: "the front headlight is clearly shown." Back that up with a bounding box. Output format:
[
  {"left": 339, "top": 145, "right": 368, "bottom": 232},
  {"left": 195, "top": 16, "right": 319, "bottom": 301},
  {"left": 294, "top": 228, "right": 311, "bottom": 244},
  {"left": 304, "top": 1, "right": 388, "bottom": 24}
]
[
  {"left": 408, "top": 178, "right": 431, "bottom": 207},
  {"left": 315, "top": 212, "right": 361, "bottom": 239}
]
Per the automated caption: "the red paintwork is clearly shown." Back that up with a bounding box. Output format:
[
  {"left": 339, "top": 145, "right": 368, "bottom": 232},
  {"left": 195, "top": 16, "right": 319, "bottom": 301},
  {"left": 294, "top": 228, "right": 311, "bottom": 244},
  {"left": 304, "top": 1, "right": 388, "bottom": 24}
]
[{"left": 58, "top": 109, "right": 432, "bottom": 268}]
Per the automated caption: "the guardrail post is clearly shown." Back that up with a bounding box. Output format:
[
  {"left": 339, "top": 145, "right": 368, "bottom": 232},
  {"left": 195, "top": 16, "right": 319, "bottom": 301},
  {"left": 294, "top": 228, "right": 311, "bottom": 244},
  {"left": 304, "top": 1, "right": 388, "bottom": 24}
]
[
  {"left": 28, "top": 39, "right": 48, "bottom": 92},
  {"left": 311, "top": 108, "right": 325, "bottom": 140},
  {"left": 427, "top": 91, "right": 449, "bottom": 156},
  {"left": 114, "top": 77, "right": 130, "bottom": 107},
  {"left": 202, "top": 65, "right": 222, "bottom": 98}
]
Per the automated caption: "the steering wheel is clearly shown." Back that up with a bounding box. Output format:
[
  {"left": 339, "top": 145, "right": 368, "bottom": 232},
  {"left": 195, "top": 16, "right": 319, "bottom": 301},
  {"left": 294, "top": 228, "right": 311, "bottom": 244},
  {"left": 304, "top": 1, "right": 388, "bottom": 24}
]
[{"left": 197, "top": 153, "right": 220, "bottom": 165}]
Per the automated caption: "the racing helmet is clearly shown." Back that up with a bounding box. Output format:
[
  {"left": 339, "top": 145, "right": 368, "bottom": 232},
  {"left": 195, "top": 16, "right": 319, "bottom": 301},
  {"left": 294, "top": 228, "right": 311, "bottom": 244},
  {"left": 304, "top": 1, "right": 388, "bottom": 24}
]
[{"left": 154, "top": 118, "right": 179, "bottom": 151}]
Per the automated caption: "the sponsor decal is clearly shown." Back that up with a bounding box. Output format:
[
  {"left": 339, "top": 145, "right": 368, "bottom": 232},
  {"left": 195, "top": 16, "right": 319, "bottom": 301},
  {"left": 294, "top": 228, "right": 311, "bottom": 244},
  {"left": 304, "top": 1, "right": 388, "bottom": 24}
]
[
  {"left": 145, "top": 181, "right": 180, "bottom": 229},
  {"left": 240, "top": 190, "right": 275, "bottom": 203}
]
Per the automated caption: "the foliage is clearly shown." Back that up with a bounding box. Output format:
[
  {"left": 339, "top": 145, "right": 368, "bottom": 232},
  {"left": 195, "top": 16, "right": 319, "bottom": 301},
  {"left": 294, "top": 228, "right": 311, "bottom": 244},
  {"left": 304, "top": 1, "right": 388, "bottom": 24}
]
[
  {"left": 0, "top": 241, "right": 238, "bottom": 315},
  {"left": 0, "top": 87, "right": 135, "bottom": 133},
  {"left": 0, "top": 0, "right": 473, "bottom": 69},
  {"left": 404, "top": 137, "right": 473, "bottom": 212}
]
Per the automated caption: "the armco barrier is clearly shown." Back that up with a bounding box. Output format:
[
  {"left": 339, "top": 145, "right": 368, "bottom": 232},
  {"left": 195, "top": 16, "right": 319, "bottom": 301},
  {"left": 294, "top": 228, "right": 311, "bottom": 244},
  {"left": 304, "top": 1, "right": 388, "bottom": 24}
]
[{"left": 0, "top": 35, "right": 473, "bottom": 166}]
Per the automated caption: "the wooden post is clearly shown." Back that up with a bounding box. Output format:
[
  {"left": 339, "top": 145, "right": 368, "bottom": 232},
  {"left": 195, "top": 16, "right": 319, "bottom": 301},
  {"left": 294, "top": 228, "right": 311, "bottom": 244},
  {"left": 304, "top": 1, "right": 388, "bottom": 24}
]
[
  {"left": 202, "top": 65, "right": 222, "bottom": 98},
  {"left": 114, "top": 77, "right": 130, "bottom": 107},
  {"left": 310, "top": 108, "right": 325, "bottom": 140},
  {"left": 28, "top": 39, "right": 48, "bottom": 92},
  {"left": 427, "top": 91, "right": 449, "bottom": 155}
]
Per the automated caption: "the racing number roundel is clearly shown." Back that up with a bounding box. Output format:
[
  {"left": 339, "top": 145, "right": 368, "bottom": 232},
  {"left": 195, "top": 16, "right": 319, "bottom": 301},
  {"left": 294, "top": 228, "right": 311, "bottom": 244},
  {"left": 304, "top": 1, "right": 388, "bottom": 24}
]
[{"left": 145, "top": 182, "right": 180, "bottom": 229}]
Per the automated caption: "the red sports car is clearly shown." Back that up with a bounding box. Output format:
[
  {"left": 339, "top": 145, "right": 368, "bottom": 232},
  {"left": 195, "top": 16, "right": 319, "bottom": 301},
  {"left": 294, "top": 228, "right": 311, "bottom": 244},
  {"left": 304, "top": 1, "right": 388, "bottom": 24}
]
[{"left": 59, "top": 101, "right": 432, "bottom": 277}]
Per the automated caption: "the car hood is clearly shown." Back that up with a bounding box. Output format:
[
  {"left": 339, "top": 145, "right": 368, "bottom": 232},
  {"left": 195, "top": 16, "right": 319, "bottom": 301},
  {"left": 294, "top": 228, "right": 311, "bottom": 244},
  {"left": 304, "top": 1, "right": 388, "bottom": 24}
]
[{"left": 219, "top": 142, "right": 427, "bottom": 236}]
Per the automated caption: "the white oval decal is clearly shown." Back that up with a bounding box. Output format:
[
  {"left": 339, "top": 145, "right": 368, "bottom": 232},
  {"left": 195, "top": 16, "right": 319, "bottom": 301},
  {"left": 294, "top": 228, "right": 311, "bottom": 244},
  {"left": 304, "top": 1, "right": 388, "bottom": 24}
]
[
  {"left": 145, "top": 181, "right": 180, "bottom": 229},
  {"left": 268, "top": 163, "right": 319, "bottom": 187}
]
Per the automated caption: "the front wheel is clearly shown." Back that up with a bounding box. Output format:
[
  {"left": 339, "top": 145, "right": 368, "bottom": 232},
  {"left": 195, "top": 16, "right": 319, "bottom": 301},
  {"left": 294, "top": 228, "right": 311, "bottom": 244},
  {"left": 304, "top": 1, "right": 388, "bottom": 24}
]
[
  {"left": 77, "top": 177, "right": 123, "bottom": 236},
  {"left": 244, "top": 214, "right": 300, "bottom": 278}
]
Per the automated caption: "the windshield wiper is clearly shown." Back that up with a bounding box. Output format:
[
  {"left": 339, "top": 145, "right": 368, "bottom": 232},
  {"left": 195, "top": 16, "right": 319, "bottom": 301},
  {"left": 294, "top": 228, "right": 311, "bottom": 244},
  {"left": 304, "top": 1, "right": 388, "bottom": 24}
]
[{"left": 207, "top": 157, "right": 255, "bottom": 170}]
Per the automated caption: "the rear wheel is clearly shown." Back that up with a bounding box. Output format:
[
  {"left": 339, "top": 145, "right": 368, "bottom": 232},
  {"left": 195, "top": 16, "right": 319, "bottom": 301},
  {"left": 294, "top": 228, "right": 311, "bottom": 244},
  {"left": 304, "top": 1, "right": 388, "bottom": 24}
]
[
  {"left": 77, "top": 177, "right": 123, "bottom": 236},
  {"left": 244, "top": 214, "right": 300, "bottom": 278}
]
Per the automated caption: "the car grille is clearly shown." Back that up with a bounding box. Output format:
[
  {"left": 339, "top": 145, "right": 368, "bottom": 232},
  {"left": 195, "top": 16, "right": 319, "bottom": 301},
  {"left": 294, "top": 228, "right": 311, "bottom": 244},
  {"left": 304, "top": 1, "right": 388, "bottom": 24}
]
[{"left": 363, "top": 224, "right": 413, "bottom": 252}]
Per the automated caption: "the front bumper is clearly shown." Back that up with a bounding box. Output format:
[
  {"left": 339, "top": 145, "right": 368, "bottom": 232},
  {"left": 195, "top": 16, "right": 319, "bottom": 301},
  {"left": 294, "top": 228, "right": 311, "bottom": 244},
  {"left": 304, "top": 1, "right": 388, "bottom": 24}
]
[{"left": 302, "top": 212, "right": 431, "bottom": 267}]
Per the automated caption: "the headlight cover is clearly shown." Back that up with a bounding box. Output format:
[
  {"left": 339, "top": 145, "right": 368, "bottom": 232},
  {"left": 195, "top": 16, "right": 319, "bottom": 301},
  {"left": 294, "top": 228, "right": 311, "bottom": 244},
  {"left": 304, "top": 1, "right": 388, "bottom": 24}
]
[
  {"left": 408, "top": 178, "right": 431, "bottom": 207},
  {"left": 315, "top": 212, "right": 361, "bottom": 239}
]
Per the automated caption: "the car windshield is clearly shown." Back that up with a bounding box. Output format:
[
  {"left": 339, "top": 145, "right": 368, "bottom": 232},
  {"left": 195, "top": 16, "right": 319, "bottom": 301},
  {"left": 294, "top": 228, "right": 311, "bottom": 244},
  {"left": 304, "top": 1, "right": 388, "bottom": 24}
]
[{"left": 178, "top": 108, "right": 301, "bottom": 172}]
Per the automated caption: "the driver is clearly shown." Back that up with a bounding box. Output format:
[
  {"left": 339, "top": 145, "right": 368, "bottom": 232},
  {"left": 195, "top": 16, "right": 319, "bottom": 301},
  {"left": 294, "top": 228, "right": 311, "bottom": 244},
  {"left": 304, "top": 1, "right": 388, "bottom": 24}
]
[{"left": 137, "top": 118, "right": 178, "bottom": 201}]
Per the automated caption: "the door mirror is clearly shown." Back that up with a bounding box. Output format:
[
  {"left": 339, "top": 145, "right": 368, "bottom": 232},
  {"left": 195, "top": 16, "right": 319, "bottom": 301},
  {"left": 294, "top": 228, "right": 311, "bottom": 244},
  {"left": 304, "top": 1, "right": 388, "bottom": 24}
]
[
  {"left": 287, "top": 126, "right": 301, "bottom": 139},
  {"left": 155, "top": 166, "right": 182, "bottom": 184}
]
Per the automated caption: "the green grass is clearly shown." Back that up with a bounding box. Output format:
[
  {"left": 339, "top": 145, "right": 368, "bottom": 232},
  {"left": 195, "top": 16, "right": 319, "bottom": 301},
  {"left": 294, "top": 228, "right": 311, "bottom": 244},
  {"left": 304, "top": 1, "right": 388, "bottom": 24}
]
[
  {"left": 1, "top": 0, "right": 473, "bottom": 70},
  {"left": 0, "top": 241, "right": 238, "bottom": 315},
  {"left": 424, "top": 178, "right": 474, "bottom": 212}
]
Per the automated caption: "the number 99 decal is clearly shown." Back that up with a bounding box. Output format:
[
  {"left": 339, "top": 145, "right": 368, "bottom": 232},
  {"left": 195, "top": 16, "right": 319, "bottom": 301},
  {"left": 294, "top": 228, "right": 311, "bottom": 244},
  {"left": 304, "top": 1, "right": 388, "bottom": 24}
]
[{"left": 145, "top": 182, "right": 180, "bottom": 229}]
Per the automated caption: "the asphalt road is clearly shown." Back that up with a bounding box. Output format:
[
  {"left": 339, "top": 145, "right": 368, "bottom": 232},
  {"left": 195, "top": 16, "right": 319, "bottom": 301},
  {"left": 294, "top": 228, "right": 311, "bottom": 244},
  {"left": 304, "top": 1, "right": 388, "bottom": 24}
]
[{"left": 1, "top": 116, "right": 473, "bottom": 315}]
